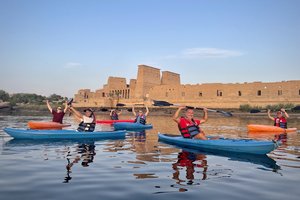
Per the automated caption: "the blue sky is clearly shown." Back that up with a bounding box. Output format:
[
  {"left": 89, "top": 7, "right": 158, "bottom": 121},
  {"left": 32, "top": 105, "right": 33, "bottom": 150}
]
[{"left": 0, "top": 0, "right": 299, "bottom": 97}]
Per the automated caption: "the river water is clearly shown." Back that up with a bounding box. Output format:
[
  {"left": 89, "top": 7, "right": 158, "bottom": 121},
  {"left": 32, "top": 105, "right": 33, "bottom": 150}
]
[{"left": 0, "top": 112, "right": 299, "bottom": 200}]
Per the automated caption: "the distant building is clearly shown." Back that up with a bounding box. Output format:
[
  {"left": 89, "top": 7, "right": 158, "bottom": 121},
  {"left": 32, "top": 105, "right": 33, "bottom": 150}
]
[{"left": 74, "top": 65, "right": 300, "bottom": 108}]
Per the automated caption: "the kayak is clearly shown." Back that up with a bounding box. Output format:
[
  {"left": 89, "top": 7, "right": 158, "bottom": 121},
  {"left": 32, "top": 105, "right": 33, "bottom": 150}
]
[
  {"left": 28, "top": 121, "right": 71, "bottom": 130},
  {"left": 158, "top": 133, "right": 280, "bottom": 155},
  {"left": 3, "top": 128, "right": 126, "bottom": 140},
  {"left": 113, "top": 122, "right": 153, "bottom": 130},
  {"left": 247, "top": 124, "right": 297, "bottom": 133},
  {"left": 96, "top": 119, "right": 135, "bottom": 125}
]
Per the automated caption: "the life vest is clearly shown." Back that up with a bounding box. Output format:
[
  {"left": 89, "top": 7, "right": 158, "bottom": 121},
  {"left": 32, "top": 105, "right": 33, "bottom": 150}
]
[
  {"left": 274, "top": 117, "right": 287, "bottom": 129},
  {"left": 178, "top": 117, "right": 201, "bottom": 138},
  {"left": 134, "top": 114, "right": 146, "bottom": 125},
  {"left": 111, "top": 112, "right": 119, "bottom": 120},
  {"left": 77, "top": 122, "right": 96, "bottom": 132}
]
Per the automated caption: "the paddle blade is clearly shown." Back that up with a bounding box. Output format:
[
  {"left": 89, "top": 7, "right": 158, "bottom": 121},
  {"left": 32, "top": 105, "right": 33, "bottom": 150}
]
[
  {"left": 153, "top": 100, "right": 173, "bottom": 106},
  {"left": 218, "top": 111, "right": 233, "bottom": 117},
  {"left": 67, "top": 98, "right": 74, "bottom": 106},
  {"left": 250, "top": 109, "right": 261, "bottom": 113}
]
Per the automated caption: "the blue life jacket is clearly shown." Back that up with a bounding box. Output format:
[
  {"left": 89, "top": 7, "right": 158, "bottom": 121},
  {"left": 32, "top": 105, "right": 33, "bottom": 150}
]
[
  {"left": 111, "top": 112, "right": 119, "bottom": 120},
  {"left": 134, "top": 114, "right": 146, "bottom": 125}
]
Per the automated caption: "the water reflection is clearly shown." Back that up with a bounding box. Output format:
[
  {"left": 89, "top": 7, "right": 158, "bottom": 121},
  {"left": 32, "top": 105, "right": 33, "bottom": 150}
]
[
  {"left": 172, "top": 150, "right": 208, "bottom": 185},
  {"left": 64, "top": 143, "right": 96, "bottom": 183}
]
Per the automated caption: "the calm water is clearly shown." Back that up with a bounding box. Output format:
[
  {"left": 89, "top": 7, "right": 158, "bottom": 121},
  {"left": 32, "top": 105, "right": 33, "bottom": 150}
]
[{"left": 0, "top": 113, "right": 300, "bottom": 200}]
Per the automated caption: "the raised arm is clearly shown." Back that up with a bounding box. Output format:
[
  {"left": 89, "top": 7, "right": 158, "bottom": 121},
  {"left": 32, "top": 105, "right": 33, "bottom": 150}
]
[
  {"left": 144, "top": 105, "right": 149, "bottom": 116},
  {"left": 281, "top": 108, "right": 289, "bottom": 118},
  {"left": 110, "top": 110, "right": 113, "bottom": 117},
  {"left": 63, "top": 100, "right": 68, "bottom": 113},
  {"left": 200, "top": 108, "right": 208, "bottom": 124},
  {"left": 267, "top": 109, "right": 274, "bottom": 121},
  {"left": 117, "top": 110, "right": 122, "bottom": 115},
  {"left": 173, "top": 106, "right": 185, "bottom": 124},
  {"left": 69, "top": 107, "right": 83, "bottom": 122},
  {"left": 46, "top": 100, "right": 52, "bottom": 113},
  {"left": 132, "top": 105, "right": 136, "bottom": 116}
]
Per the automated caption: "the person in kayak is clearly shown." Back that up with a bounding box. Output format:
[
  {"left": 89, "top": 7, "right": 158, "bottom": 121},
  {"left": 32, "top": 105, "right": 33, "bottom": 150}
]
[
  {"left": 46, "top": 100, "right": 68, "bottom": 124},
  {"left": 267, "top": 108, "right": 289, "bottom": 128},
  {"left": 173, "top": 106, "right": 208, "bottom": 140},
  {"left": 132, "top": 105, "right": 149, "bottom": 125},
  {"left": 69, "top": 107, "right": 96, "bottom": 132},
  {"left": 110, "top": 109, "right": 121, "bottom": 120}
]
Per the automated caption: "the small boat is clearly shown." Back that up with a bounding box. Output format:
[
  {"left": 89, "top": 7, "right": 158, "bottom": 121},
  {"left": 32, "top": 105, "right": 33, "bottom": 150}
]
[
  {"left": 4, "top": 128, "right": 126, "bottom": 140},
  {"left": 158, "top": 133, "right": 280, "bottom": 155},
  {"left": 113, "top": 122, "right": 153, "bottom": 130},
  {"left": 247, "top": 124, "right": 297, "bottom": 133},
  {"left": 28, "top": 121, "right": 71, "bottom": 130},
  {"left": 96, "top": 119, "right": 135, "bottom": 125}
]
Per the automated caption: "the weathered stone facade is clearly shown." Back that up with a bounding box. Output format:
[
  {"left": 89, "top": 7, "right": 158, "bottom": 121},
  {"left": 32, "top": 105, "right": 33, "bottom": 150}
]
[{"left": 74, "top": 65, "right": 300, "bottom": 108}]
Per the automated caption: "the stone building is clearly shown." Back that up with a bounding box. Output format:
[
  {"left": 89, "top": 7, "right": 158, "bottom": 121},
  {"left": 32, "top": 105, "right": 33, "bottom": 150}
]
[{"left": 74, "top": 65, "right": 300, "bottom": 108}]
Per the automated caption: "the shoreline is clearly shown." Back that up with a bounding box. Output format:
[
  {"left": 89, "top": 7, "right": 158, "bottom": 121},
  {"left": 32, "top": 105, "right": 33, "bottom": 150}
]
[{"left": 1, "top": 105, "right": 300, "bottom": 118}]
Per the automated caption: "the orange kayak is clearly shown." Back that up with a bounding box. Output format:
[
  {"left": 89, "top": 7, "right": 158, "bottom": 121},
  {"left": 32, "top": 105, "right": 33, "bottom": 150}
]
[
  {"left": 28, "top": 121, "right": 71, "bottom": 130},
  {"left": 247, "top": 124, "right": 297, "bottom": 133}
]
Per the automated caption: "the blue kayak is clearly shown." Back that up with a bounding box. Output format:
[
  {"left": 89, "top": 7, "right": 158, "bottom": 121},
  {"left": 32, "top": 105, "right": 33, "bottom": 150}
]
[
  {"left": 113, "top": 122, "right": 153, "bottom": 130},
  {"left": 158, "top": 133, "right": 280, "bottom": 155},
  {"left": 3, "top": 128, "right": 126, "bottom": 140}
]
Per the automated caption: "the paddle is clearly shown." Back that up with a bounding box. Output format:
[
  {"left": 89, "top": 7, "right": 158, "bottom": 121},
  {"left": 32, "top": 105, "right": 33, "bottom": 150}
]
[
  {"left": 152, "top": 100, "right": 233, "bottom": 117},
  {"left": 67, "top": 98, "right": 74, "bottom": 116}
]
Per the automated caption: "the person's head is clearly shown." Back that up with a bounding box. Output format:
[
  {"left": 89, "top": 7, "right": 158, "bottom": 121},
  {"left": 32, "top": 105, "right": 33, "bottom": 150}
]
[
  {"left": 276, "top": 110, "right": 283, "bottom": 117},
  {"left": 56, "top": 106, "right": 62, "bottom": 113},
  {"left": 138, "top": 110, "right": 144, "bottom": 116},
  {"left": 84, "top": 108, "right": 94, "bottom": 117},
  {"left": 185, "top": 108, "right": 194, "bottom": 119}
]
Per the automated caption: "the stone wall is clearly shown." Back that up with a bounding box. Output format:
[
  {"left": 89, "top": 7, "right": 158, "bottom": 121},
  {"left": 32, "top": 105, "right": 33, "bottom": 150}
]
[{"left": 73, "top": 65, "right": 300, "bottom": 108}]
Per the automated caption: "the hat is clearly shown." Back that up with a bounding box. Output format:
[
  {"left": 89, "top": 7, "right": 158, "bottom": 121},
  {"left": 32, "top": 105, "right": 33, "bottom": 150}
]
[{"left": 84, "top": 108, "right": 93, "bottom": 113}]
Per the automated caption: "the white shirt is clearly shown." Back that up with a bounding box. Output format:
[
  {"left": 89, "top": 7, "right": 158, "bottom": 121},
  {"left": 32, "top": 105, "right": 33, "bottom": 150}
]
[{"left": 82, "top": 115, "right": 94, "bottom": 123}]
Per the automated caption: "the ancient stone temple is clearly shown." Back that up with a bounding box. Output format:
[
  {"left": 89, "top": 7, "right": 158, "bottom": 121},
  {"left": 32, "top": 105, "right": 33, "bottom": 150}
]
[{"left": 74, "top": 65, "right": 300, "bottom": 108}]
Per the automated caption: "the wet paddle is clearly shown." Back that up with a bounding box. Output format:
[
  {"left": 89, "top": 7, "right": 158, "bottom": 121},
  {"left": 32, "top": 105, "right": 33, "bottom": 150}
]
[{"left": 153, "top": 100, "right": 233, "bottom": 117}]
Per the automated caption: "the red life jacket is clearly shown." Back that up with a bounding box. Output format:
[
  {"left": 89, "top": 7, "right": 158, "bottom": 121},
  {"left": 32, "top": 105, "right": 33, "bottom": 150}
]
[
  {"left": 178, "top": 117, "right": 201, "bottom": 138},
  {"left": 274, "top": 117, "right": 287, "bottom": 129}
]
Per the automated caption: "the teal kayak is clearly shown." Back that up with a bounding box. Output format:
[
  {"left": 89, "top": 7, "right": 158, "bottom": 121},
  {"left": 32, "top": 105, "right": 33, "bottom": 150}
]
[
  {"left": 113, "top": 122, "right": 153, "bottom": 130},
  {"left": 158, "top": 133, "right": 280, "bottom": 155},
  {"left": 3, "top": 128, "right": 126, "bottom": 140}
]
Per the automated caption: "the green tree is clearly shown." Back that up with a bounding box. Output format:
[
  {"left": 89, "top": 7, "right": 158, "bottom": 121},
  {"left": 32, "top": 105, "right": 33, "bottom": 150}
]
[{"left": 0, "top": 90, "right": 10, "bottom": 102}]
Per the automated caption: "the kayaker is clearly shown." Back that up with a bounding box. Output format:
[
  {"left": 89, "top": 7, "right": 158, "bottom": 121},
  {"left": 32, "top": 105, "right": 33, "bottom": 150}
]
[
  {"left": 132, "top": 105, "right": 149, "bottom": 125},
  {"left": 69, "top": 106, "right": 96, "bottom": 132},
  {"left": 267, "top": 108, "right": 289, "bottom": 128},
  {"left": 110, "top": 109, "right": 121, "bottom": 120},
  {"left": 46, "top": 100, "right": 68, "bottom": 124},
  {"left": 173, "top": 106, "right": 208, "bottom": 140}
]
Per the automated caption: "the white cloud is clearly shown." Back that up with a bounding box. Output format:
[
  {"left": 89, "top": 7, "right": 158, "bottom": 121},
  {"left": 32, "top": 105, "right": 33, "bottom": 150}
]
[
  {"left": 64, "top": 62, "right": 83, "bottom": 69},
  {"left": 182, "top": 48, "right": 244, "bottom": 58},
  {"left": 161, "top": 47, "right": 244, "bottom": 60}
]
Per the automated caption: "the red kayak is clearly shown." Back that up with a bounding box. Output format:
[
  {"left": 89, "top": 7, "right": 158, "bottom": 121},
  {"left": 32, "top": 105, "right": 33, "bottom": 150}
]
[
  {"left": 96, "top": 119, "right": 135, "bottom": 125},
  {"left": 28, "top": 121, "right": 71, "bottom": 130}
]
